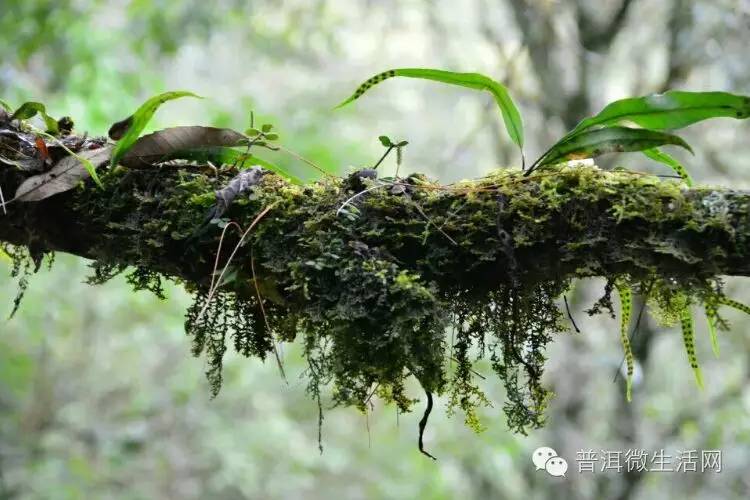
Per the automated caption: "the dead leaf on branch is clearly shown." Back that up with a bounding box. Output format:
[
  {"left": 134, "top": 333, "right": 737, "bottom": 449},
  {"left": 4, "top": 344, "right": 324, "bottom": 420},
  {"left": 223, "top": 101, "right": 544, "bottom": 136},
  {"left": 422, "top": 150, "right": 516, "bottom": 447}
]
[
  {"left": 120, "top": 126, "right": 246, "bottom": 168},
  {"left": 14, "top": 144, "right": 113, "bottom": 202}
]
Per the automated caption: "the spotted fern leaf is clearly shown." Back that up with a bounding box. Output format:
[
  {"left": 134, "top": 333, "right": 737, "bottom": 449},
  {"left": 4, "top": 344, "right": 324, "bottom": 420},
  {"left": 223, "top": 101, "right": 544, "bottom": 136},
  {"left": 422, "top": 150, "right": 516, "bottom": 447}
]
[
  {"left": 718, "top": 296, "right": 750, "bottom": 315},
  {"left": 615, "top": 281, "right": 634, "bottom": 401},
  {"left": 703, "top": 296, "right": 750, "bottom": 358},
  {"left": 336, "top": 68, "right": 524, "bottom": 155},
  {"left": 680, "top": 305, "right": 704, "bottom": 389},
  {"left": 704, "top": 302, "right": 720, "bottom": 357}
]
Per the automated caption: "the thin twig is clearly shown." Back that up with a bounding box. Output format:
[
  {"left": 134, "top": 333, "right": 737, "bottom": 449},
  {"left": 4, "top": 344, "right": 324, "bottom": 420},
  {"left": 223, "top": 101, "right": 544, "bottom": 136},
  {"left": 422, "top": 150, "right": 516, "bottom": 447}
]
[
  {"left": 336, "top": 184, "right": 392, "bottom": 216},
  {"left": 372, "top": 145, "right": 394, "bottom": 170},
  {"left": 197, "top": 204, "right": 277, "bottom": 324},
  {"left": 274, "top": 144, "right": 333, "bottom": 177},
  {"left": 656, "top": 174, "right": 684, "bottom": 179},
  {"left": 364, "top": 382, "right": 381, "bottom": 405},
  {"left": 204, "top": 220, "right": 243, "bottom": 305},
  {"left": 306, "top": 356, "right": 325, "bottom": 454},
  {"left": 449, "top": 357, "right": 486, "bottom": 380},
  {"left": 410, "top": 199, "right": 458, "bottom": 245},
  {"left": 564, "top": 295, "right": 581, "bottom": 333},
  {"left": 251, "top": 248, "right": 287, "bottom": 383}
]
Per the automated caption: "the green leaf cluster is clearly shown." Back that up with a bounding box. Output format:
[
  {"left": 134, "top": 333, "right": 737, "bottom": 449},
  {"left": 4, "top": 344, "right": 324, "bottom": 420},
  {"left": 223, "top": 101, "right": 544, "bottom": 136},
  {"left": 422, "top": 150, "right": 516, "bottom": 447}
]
[{"left": 529, "top": 91, "right": 750, "bottom": 182}]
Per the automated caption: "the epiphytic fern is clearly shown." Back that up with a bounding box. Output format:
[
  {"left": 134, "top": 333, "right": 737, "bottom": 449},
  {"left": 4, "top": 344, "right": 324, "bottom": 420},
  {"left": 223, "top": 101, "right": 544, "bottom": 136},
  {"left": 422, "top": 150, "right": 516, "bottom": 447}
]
[
  {"left": 680, "top": 304, "right": 704, "bottom": 389},
  {"left": 615, "top": 281, "right": 634, "bottom": 401}
]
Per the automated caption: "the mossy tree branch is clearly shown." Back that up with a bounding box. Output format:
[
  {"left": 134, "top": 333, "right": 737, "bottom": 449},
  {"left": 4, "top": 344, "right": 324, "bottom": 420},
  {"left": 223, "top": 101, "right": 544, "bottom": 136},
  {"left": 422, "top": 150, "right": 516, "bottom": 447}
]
[
  {"left": 2, "top": 130, "right": 749, "bottom": 436},
  {"left": 2, "top": 162, "right": 749, "bottom": 284}
]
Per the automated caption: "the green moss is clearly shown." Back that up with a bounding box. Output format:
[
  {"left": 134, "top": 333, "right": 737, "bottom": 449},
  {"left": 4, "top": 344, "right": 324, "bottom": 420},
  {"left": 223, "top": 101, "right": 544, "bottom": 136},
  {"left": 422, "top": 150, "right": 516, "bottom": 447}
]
[{"left": 9, "top": 162, "right": 748, "bottom": 438}]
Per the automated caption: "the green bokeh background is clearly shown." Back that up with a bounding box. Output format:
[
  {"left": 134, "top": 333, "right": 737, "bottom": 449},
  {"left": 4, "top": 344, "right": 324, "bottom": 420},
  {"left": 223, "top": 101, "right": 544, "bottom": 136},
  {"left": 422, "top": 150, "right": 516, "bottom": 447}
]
[{"left": 2, "top": 1, "right": 750, "bottom": 498}]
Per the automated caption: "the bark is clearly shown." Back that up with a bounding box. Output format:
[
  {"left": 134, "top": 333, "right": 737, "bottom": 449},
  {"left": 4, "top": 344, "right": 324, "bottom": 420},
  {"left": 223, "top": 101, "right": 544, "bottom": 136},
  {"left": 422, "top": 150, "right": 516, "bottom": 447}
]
[{"left": 1, "top": 157, "right": 749, "bottom": 288}]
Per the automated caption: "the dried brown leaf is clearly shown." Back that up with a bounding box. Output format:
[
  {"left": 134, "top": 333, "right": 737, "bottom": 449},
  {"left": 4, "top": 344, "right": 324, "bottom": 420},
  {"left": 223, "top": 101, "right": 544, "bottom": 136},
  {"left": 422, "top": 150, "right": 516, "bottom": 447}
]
[
  {"left": 120, "top": 126, "right": 245, "bottom": 168},
  {"left": 15, "top": 144, "right": 113, "bottom": 202}
]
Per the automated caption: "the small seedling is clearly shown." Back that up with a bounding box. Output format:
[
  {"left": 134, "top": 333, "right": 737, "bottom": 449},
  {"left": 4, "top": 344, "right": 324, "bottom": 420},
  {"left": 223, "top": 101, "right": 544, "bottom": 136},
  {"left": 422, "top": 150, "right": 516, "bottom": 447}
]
[{"left": 373, "top": 135, "right": 408, "bottom": 175}]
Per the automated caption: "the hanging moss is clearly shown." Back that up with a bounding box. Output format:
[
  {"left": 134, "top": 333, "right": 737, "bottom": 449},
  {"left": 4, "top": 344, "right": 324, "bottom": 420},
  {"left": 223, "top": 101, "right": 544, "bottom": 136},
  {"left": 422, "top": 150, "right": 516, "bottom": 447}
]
[{"left": 1, "top": 243, "right": 54, "bottom": 318}]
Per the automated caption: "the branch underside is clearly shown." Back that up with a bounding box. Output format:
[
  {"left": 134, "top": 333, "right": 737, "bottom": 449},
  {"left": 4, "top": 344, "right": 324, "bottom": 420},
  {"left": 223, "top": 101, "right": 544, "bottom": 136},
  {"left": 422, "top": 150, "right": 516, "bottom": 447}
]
[{"left": 2, "top": 130, "right": 749, "bottom": 437}]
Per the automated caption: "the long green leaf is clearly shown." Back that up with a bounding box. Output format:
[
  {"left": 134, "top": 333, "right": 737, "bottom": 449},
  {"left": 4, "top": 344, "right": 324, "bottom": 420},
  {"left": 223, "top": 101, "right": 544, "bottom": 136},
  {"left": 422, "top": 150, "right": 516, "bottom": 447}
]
[
  {"left": 0, "top": 98, "right": 11, "bottom": 112},
  {"left": 537, "top": 127, "right": 693, "bottom": 168},
  {"left": 680, "top": 305, "right": 704, "bottom": 389},
  {"left": 527, "top": 90, "right": 750, "bottom": 175},
  {"left": 642, "top": 148, "right": 693, "bottom": 186},
  {"left": 570, "top": 91, "right": 750, "bottom": 136},
  {"left": 615, "top": 281, "right": 634, "bottom": 402},
  {"left": 10, "top": 101, "right": 46, "bottom": 121},
  {"left": 336, "top": 68, "right": 524, "bottom": 151},
  {"left": 109, "top": 91, "right": 202, "bottom": 168}
]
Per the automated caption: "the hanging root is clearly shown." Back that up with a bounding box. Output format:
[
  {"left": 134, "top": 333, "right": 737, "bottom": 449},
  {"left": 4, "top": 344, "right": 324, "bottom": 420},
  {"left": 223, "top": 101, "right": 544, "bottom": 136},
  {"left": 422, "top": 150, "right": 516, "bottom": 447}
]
[
  {"left": 563, "top": 295, "right": 581, "bottom": 333},
  {"left": 418, "top": 390, "right": 437, "bottom": 461}
]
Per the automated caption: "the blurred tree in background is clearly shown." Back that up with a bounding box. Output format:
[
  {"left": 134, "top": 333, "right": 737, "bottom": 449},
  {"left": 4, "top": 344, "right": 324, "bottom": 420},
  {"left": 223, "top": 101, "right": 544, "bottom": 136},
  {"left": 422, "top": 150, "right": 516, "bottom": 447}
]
[{"left": 1, "top": 0, "right": 750, "bottom": 498}]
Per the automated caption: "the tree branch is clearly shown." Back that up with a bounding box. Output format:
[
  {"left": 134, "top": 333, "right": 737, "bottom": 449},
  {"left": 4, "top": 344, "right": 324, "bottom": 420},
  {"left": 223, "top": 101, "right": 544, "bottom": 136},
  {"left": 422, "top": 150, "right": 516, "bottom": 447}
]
[
  {"left": 2, "top": 152, "right": 750, "bottom": 289},
  {"left": 3, "top": 125, "right": 749, "bottom": 435}
]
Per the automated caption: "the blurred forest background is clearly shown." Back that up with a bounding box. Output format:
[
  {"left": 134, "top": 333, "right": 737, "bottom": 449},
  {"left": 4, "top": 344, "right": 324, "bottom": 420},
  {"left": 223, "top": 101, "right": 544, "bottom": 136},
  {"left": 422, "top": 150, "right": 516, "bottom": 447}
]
[{"left": 2, "top": 0, "right": 750, "bottom": 498}]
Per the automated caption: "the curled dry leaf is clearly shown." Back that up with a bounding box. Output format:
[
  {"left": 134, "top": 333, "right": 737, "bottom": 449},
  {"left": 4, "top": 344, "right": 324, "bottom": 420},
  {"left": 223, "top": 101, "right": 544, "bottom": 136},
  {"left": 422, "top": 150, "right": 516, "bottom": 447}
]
[
  {"left": 14, "top": 144, "right": 113, "bottom": 202},
  {"left": 120, "top": 126, "right": 246, "bottom": 168}
]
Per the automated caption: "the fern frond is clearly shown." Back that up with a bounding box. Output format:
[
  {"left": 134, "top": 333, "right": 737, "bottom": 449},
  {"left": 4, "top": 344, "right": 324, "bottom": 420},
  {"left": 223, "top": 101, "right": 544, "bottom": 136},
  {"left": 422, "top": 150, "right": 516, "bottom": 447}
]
[
  {"left": 680, "top": 305, "right": 704, "bottom": 389},
  {"left": 615, "top": 281, "right": 634, "bottom": 401}
]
